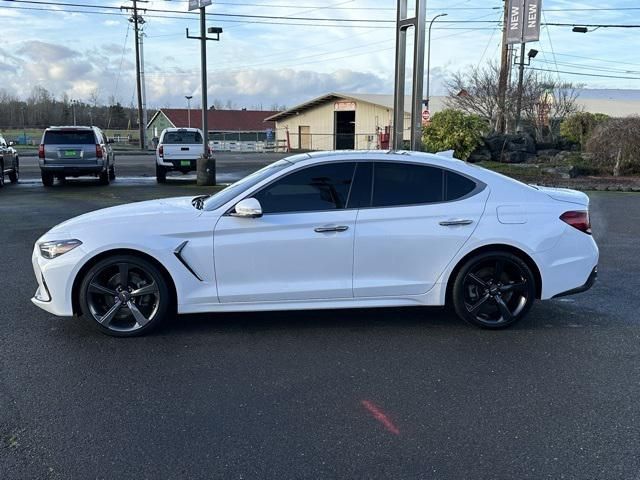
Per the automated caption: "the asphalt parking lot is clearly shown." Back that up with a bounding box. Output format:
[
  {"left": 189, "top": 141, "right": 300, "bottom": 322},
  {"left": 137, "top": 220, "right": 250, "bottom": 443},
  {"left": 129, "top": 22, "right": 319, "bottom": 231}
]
[{"left": 1, "top": 161, "right": 640, "bottom": 478}]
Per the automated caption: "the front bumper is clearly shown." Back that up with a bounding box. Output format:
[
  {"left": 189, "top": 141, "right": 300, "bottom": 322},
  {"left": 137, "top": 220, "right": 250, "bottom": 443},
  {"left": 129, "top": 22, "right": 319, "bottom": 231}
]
[{"left": 31, "top": 243, "right": 85, "bottom": 317}]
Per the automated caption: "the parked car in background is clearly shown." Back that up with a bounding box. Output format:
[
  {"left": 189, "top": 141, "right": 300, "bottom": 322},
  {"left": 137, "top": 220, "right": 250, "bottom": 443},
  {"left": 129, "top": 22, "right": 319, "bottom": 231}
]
[
  {"left": 155, "top": 127, "right": 206, "bottom": 183},
  {"left": 31, "top": 150, "right": 598, "bottom": 337},
  {"left": 0, "top": 133, "right": 19, "bottom": 186},
  {"left": 38, "top": 126, "right": 115, "bottom": 186}
]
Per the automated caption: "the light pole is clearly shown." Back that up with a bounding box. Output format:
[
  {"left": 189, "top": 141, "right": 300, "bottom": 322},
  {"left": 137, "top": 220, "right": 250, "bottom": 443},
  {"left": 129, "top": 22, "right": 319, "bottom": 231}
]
[
  {"left": 514, "top": 48, "right": 538, "bottom": 133},
  {"left": 425, "top": 13, "right": 447, "bottom": 111},
  {"left": 72, "top": 99, "right": 77, "bottom": 126},
  {"left": 185, "top": 95, "right": 193, "bottom": 128}
]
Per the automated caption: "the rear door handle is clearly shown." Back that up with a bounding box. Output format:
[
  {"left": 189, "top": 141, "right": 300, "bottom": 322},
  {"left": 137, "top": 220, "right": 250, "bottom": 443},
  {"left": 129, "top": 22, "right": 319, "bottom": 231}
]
[
  {"left": 439, "top": 219, "right": 473, "bottom": 226},
  {"left": 314, "top": 225, "right": 349, "bottom": 233}
]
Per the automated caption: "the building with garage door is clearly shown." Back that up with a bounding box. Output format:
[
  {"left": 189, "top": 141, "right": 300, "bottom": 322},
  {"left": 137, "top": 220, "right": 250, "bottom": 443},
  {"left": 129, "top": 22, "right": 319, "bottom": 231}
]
[
  {"left": 146, "top": 108, "right": 279, "bottom": 151},
  {"left": 264, "top": 93, "right": 447, "bottom": 151}
]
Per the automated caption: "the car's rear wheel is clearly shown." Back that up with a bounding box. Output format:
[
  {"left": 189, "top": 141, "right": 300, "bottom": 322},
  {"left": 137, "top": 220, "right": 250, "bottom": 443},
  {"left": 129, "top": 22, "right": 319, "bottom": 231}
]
[
  {"left": 452, "top": 251, "right": 536, "bottom": 329},
  {"left": 98, "top": 168, "right": 110, "bottom": 185},
  {"left": 156, "top": 164, "right": 166, "bottom": 183},
  {"left": 0, "top": 161, "right": 4, "bottom": 187},
  {"left": 79, "top": 255, "right": 171, "bottom": 337},
  {"left": 109, "top": 164, "right": 116, "bottom": 181},
  {"left": 41, "top": 170, "right": 54, "bottom": 187},
  {"left": 8, "top": 158, "right": 18, "bottom": 183}
]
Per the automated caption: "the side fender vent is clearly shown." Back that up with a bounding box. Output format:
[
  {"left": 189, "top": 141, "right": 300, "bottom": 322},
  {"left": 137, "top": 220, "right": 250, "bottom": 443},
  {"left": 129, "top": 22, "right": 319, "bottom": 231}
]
[{"left": 174, "top": 241, "right": 203, "bottom": 281}]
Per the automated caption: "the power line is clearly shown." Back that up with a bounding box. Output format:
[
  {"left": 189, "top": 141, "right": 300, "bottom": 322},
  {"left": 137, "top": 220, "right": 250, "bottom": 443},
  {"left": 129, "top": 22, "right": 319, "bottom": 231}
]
[{"left": 528, "top": 67, "right": 640, "bottom": 81}]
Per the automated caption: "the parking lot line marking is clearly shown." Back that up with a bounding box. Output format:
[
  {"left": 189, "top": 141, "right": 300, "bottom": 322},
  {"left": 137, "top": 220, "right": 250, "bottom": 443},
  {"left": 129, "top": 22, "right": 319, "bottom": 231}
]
[{"left": 361, "top": 400, "right": 400, "bottom": 435}]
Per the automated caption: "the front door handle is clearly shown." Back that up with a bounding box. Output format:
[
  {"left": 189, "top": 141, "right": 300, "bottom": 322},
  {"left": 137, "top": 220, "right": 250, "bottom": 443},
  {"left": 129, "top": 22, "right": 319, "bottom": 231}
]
[
  {"left": 314, "top": 225, "right": 349, "bottom": 233},
  {"left": 439, "top": 219, "right": 474, "bottom": 226}
]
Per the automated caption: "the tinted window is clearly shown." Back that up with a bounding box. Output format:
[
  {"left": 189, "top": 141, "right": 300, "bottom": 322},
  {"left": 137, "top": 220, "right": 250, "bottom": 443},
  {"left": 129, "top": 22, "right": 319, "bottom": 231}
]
[
  {"left": 372, "top": 162, "right": 443, "bottom": 207},
  {"left": 44, "top": 130, "right": 96, "bottom": 145},
  {"left": 445, "top": 171, "right": 477, "bottom": 201},
  {"left": 163, "top": 131, "right": 203, "bottom": 144},
  {"left": 254, "top": 162, "right": 356, "bottom": 214},
  {"left": 347, "top": 162, "right": 372, "bottom": 208}
]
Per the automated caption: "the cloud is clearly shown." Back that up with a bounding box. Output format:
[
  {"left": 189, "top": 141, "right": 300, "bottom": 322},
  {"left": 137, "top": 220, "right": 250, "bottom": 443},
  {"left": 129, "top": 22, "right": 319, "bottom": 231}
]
[{"left": 17, "top": 41, "right": 77, "bottom": 62}]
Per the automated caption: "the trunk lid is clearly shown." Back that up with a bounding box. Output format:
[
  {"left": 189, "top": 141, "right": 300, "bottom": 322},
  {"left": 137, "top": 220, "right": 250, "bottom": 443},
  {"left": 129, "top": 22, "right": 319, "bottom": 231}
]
[{"left": 533, "top": 185, "right": 589, "bottom": 206}]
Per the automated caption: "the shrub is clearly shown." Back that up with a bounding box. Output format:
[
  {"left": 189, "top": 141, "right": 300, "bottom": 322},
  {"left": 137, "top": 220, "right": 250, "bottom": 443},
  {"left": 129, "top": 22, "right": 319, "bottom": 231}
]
[
  {"left": 585, "top": 117, "right": 640, "bottom": 176},
  {"left": 559, "top": 112, "right": 609, "bottom": 149},
  {"left": 422, "top": 109, "right": 488, "bottom": 160}
]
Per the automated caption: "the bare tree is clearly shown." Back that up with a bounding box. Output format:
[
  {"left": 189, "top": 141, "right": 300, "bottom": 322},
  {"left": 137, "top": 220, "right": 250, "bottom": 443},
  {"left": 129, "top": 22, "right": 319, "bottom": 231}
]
[
  {"left": 445, "top": 62, "right": 580, "bottom": 139},
  {"left": 586, "top": 117, "right": 640, "bottom": 176}
]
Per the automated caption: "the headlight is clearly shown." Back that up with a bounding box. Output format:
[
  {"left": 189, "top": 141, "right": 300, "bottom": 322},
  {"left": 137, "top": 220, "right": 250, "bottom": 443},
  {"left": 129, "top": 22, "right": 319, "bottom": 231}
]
[{"left": 39, "top": 239, "right": 82, "bottom": 259}]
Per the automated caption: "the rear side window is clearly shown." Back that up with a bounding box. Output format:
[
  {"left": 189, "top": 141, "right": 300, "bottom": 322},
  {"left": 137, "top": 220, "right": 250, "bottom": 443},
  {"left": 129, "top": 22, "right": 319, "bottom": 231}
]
[
  {"left": 445, "top": 171, "right": 477, "bottom": 201},
  {"left": 44, "top": 130, "right": 96, "bottom": 145},
  {"left": 254, "top": 162, "right": 356, "bottom": 214},
  {"left": 162, "top": 131, "right": 203, "bottom": 144},
  {"left": 372, "top": 162, "right": 443, "bottom": 207}
]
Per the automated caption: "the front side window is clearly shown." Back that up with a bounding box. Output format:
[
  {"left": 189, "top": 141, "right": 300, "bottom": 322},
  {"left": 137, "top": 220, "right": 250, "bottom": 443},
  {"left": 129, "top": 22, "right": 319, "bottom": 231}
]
[
  {"left": 254, "top": 162, "right": 356, "bottom": 214},
  {"left": 372, "top": 162, "right": 444, "bottom": 207}
]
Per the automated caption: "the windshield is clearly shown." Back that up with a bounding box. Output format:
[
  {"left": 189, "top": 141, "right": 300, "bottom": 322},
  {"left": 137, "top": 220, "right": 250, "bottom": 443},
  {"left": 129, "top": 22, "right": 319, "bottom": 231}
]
[
  {"left": 44, "top": 130, "right": 95, "bottom": 145},
  {"left": 203, "top": 159, "right": 291, "bottom": 211},
  {"left": 162, "top": 131, "right": 203, "bottom": 144}
]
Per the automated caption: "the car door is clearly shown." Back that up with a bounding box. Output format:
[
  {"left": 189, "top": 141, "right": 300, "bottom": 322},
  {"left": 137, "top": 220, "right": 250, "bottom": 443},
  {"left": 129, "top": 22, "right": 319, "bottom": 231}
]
[
  {"left": 214, "top": 161, "right": 358, "bottom": 303},
  {"left": 353, "top": 161, "right": 489, "bottom": 297}
]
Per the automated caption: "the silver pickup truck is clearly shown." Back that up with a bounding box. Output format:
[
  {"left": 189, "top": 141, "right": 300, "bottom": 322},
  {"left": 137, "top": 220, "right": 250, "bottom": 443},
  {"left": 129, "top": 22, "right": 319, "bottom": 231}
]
[{"left": 155, "top": 128, "right": 206, "bottom": 183}]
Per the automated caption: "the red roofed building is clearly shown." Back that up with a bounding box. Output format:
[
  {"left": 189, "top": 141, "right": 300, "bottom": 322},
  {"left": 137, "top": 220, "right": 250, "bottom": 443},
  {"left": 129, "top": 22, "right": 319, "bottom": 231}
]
[{"left": 146, "top": 108, "right": 280, "bottom": 151}]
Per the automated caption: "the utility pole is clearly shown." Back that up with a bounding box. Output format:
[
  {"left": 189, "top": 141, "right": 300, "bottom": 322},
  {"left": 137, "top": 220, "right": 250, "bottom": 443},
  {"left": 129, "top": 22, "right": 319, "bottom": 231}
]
[
  {"left": 139, "top": 31, "right": 148, "bottom": 146},
  {"left": 185, "top": 96, "right": 193, "bottom": 128},
  {"left": 514, "top": 43, "right": 525, "bottom": 132},
  {"left": 124, "top": 0, "right": 147, "bottom": 150},
  {"left": 496, "top": 0, "right": 509, "bottom": 133},
  {"left": 186, "top": 0, "right": 221, "bottom": 186}
]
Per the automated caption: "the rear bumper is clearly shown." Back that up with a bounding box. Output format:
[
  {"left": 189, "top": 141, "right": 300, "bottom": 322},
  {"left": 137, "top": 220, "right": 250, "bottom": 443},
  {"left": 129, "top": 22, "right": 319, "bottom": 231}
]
[
  {"left": 552, "top": 266, "right": 598, "bottom": 298},
  {"left": 40, "top": 161, "right": 106, "bottom": 175},
  {"left": 158, "top": 158, "right": 198, "bottom": 171}
]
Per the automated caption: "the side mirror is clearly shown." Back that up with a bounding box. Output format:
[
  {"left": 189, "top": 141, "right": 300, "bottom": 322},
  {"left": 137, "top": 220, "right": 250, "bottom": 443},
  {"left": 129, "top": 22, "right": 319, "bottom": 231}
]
[{"left": 231, "top": 198, "right": 263, "bottom": 218}]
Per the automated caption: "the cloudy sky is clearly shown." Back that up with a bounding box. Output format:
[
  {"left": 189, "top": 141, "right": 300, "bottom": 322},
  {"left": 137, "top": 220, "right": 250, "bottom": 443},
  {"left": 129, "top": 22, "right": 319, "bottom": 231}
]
[{"left": 0, "top": 0, "right": 638, "bottom": 110}]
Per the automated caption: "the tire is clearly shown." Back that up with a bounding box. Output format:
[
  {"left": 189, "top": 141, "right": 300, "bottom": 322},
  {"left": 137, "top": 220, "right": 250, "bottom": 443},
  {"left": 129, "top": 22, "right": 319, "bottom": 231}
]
[
  {"left": 452, "top": 251, "right": 536, "bottom": 329},
  {"left": 8, "top": 158, "right": 18, "bottom": 183},
  {"left": 41, "top": 170, "right": 54, "bottom": 187},
  {"left": 98, "top": 168, "right": 110, "bottom": 185},
  {"left": 0, "top": 161, "right": 4, "bottom": 188},
  {"left": 78, "top": 254, "right": 172, "bottom": 337},
  {"left": 109, "top": 164, "right": 116, "bottom": 181},
  {"left": 156, "top": 164, "right": 166, "bottom": 183}
]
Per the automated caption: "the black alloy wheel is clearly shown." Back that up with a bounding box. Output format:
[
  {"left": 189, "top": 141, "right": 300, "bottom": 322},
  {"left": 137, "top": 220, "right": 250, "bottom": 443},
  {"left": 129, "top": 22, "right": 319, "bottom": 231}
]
[
  {"left": 453, "top": 251, "right": 536, "bottom": 329},
  {"left": 8, "top": 158, "right": 18, "bottom": 183},
  {"left": 79, "top": 255, "right": 171, "bottom": 336}
]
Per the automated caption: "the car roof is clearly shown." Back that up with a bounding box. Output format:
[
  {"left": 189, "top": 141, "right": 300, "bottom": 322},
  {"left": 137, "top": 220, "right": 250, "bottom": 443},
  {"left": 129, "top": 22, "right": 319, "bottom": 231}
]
[
  {"left": 162, "top": 127, "right": 201, "bottom": 132},
  {"left": 45, "top": 126, "right": 96, "bottom": 131}
]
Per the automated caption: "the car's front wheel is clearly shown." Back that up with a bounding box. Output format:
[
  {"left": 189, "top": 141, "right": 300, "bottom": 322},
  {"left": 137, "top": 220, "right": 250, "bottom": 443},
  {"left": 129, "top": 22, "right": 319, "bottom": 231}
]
[
  {"left": 452, "top": 251, "right": 536, "bottom": 329},
  {"left": 78, "top": 254, "right": 172, "bottom": 336}
]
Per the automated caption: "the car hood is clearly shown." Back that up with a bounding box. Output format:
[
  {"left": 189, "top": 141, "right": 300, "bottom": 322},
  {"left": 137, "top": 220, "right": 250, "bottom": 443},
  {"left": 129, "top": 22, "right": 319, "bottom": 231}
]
[
  {"left": 48, "top": 196, "right": 200, "bottom": 235},
  {"left": 534, "top": 186, "right": 589, "bottom": 206}
]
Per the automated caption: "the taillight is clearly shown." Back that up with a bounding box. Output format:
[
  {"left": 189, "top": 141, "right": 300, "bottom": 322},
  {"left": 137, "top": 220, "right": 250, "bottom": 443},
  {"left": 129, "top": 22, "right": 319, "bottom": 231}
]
[
  {"left": 95, "top": 144, "right": 103, "bottom": 158},
  {"left": 560, "top": 210, "right": 591, "bottom": 235},
  {"left": 158, "top": 145, "right": 164, "bottom": 158},
  {"left": 38, "top": 144, "right": 45, "bottom": 159}
]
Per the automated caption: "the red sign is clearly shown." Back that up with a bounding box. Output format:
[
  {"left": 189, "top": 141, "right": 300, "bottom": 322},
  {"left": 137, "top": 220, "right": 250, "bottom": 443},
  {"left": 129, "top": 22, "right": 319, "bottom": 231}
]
[{"left": 422, "top": 109, "right": 431, "bottom": 125}]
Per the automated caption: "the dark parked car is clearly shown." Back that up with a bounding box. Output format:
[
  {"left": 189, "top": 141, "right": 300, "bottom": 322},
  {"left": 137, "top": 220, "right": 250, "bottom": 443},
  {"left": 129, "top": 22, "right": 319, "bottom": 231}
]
[
  {"left": 0, "top": 134, "right": 19, "bottom": 186},
  {"left": 38, "top": 126, "right": 115, "bottom": 186}
]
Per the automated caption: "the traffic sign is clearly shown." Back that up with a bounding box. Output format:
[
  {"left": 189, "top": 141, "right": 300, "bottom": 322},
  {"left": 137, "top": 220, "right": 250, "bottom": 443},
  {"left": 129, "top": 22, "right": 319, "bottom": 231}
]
[{"left": 188, "top": 0, "right": 212, "bottom": 11}]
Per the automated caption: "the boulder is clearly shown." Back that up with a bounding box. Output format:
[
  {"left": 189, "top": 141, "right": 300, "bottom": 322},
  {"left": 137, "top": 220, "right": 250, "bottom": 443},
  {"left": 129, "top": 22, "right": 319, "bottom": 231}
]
[
  {"left": 484, "top": 133, "right": 537, "bottom": 162},
  {"left": 467, "top": 145, "right": 492, "bottom": 163}
]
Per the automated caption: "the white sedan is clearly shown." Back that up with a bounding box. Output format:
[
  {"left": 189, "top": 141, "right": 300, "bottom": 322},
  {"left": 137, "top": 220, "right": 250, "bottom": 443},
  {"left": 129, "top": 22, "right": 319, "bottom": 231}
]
[{"left": 32, "top": 151, "right": 598, "bottom": 336}]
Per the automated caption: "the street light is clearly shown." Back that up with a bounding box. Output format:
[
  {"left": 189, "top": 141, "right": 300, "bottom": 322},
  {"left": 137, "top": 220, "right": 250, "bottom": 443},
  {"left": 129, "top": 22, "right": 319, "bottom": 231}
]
[
  {"left": 185, "top": 95, "right": 193, "bottom": 128},
  {"left": 572, "top": 26, "right": 601, "bottom": 33},
  {"left": 71, "top": 99, "right": 78, "bottom": 126},
  {"left": 425, "top": 13, "right": 447, "bottom": 111}
]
